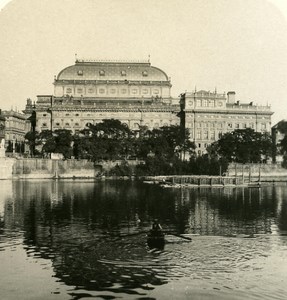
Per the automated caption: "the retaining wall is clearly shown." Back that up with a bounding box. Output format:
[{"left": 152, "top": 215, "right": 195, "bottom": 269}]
[
  {"left": 0, "top": 158, "right": 143, "bottom": 180},
  {"left": 0, "top": 158, "right": 96, "bottom": 179},
  {"left": 227, "top": 163, "right": 287, "bottom": 182},
  {"left": 0, "top": 158, "right": 15, "bottom": 179}
]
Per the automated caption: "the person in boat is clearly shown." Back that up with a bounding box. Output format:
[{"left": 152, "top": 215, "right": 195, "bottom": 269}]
[{"left": 152, "top": 219, "right": 162, "bottom": 231}]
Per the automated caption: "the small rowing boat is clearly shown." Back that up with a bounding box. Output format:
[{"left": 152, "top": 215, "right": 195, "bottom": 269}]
[
  {"left": 147, "top": 229, "right": 165, "bottom": 249},
  {"left": 147, "top": 220, "right": 165, "bottom": 249}
]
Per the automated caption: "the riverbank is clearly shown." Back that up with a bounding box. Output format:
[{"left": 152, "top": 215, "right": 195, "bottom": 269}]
[{"left": 1, "top": 158, "right": 287, "bottom": 185}]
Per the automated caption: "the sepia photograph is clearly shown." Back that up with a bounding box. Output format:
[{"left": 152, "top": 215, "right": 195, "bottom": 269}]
[{"left": 1, "top": 0, "right": 287, "bottom": 299}]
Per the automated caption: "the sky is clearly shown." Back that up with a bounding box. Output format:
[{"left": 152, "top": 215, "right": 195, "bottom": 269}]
[{"left": 0, "top": 0, "right": 287, "bottom": 124}]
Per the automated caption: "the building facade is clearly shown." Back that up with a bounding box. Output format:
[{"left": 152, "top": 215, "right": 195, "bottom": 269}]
[
  {"left": 0, "top": 110, "right": 30, "bottom": 155},
  {"left": 24, "top": 59, "right": 180, "bottom": 134},
  {"left": 181, "top": 90, "right": 273, "bottom": 155},
  {"left": 0, "top": 111, "right": 5, "bottom": 145},
  {"left": 24, "top": 58, "right": 273, "bottom": 156},
  {"left": 271, "top": 120, "right": 286, "bottom": 163}
]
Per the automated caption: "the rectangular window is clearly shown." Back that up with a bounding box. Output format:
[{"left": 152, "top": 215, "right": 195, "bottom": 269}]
[{"left": 210, "top": 131, "right": 215, "bottom": 140}]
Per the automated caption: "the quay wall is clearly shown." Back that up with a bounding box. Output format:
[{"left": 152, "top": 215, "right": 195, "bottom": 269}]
[
  {"left": 227, "top": 163, "right": 287, "bottom": 182},
  {"left": 0, "top": 158, "right": 15, "bottom": 179},
  {"left": 0, "top": 158, "right": 143, "bottom": 179},
  {"left": 96, "top": 160, "right": 144, "bottom": 173},
  {"left": 0, "top": 158, "right": 96, "bottom": 179}
]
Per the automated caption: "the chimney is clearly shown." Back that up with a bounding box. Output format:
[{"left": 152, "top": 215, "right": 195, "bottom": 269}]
[{"left": 227, "top": 91, "right": 236, "bottom": 104}]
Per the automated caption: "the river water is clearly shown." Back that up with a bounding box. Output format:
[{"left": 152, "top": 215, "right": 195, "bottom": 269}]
[{"left": 0, "top": 180, "right": 287, "bottom": 300}]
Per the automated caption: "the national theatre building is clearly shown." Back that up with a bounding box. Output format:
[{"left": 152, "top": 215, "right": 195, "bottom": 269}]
[{"left": 24, "top": 58, "right": 273, "bottom": 155}]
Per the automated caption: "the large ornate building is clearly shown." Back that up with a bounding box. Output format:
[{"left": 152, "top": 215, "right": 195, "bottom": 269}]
[
  {"left": 24, "top": 58, "right": 273, "bottom": 155},
  {"left": 24, "top": 59, "right": 180, "bottom": 134}
]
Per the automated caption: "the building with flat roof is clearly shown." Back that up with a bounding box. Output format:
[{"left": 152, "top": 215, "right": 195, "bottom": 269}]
[{"left": 180, "top": 90, "right": 273, "bottom": 155}]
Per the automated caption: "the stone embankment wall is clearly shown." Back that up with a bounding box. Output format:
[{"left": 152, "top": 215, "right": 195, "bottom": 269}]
[
  {"left": 0, "top": 158, "right": 15, "bottom": 179},
  {"left": 227, "top": 163, "right": 287, "bottom": 182},
  {"left": 0, "top": 158, "right": 96, "bottom": 179},
  {"left": 96, "top": 160, "right": 144, "bottom": 173},
  {"left": 0, "top": 158, "right": 143, "bottom": 180}
]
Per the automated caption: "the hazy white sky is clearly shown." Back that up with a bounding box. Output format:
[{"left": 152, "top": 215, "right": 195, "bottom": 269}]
[{"left": 0, "top": 0, "right": 287, "bottom": 124}]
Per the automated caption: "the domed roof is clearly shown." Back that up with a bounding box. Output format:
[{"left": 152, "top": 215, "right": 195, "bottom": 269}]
[{"left": 56, "top": 59, "right": 170, "bottom": 82}]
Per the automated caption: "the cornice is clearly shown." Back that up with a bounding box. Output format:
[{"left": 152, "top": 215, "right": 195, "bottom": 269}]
[{"left": 54, "top": 79, "right": 171, "bottom": 86}]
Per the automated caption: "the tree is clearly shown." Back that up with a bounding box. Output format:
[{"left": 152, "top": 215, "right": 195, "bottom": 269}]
[
  {"left": 136, "top": 125, "right": 195, "bottom": 160},
  {"left": 24, "top": 131, "right": 41, "bottom": 157},
  {"left": 40, "top": 129, "right": 73, "bottom": 159},
  {"left": 209, "top": 128, "right": 272, "bottom": 163},
  {"left": 77, "top": 119, "right": 134, "bottom": 161}
]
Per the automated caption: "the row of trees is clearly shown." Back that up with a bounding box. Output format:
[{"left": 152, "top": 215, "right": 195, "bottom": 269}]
[
  {"left": 207, "top": 128, "right": 272, "bottom": 164},
  {"left": 25, "top": 119, "right": 275, "bottom": 175},
  {"left": 25, "top": 119, "right": 196, "bottom": 161}
]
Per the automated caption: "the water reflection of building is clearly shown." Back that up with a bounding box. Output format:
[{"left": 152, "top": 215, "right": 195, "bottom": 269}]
[
  {"left": 0, "top": 180, "right": 14, "bottom": 227},
  {"left": 176, "top": 187, "right": 274, "bottom": 236}
]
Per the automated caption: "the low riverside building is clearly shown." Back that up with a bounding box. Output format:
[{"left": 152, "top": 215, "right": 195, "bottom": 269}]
[{"left": 180, "top": 90, "right": 273, "bottom": 155}]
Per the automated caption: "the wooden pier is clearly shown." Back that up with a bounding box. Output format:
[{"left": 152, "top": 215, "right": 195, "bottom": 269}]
[{"left": 144, "top": 175, "right": 245, "bottom": 187}]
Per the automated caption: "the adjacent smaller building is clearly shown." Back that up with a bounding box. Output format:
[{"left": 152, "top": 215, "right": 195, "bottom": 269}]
[
  {"left": 0, "top": 111, "right": 5, "bottom": 143},
  {"left": 271, "top": 120, "right": 287, "bottom": 163},
  {"left": 180, "top": 90, "right": 273, "bottom": 154},
  {"left": 0, "top": 110, "right": 30, "bottom": 156}
]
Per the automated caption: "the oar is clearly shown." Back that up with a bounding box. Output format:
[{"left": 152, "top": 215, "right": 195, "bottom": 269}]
[
  {"left": 117, "top": 230, "right": 149, "bottom": 239},
  {"left": 166, "top": 232, "right": 192, "bottom": 241}
]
